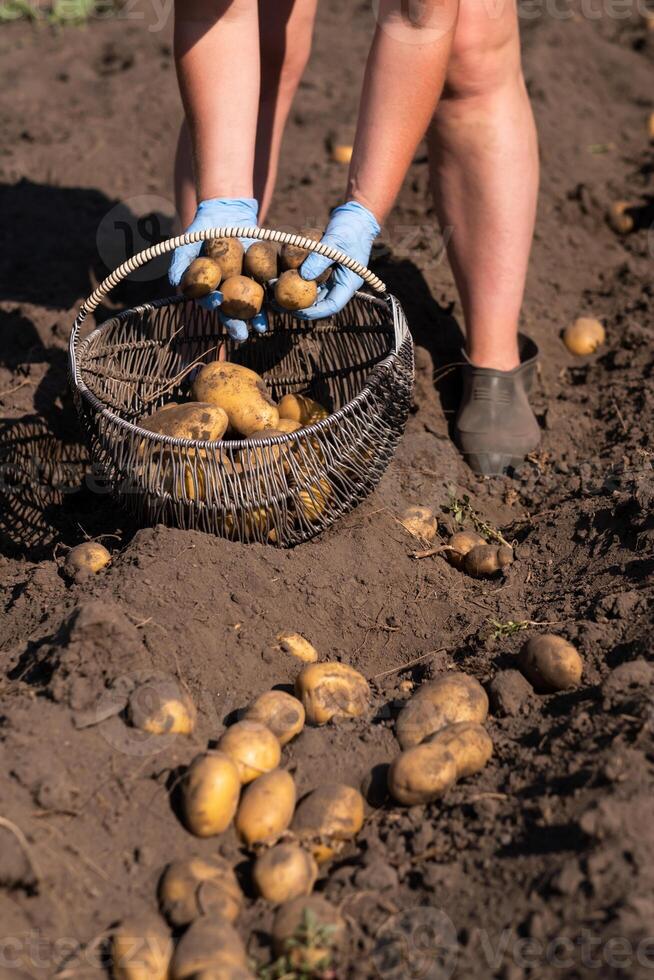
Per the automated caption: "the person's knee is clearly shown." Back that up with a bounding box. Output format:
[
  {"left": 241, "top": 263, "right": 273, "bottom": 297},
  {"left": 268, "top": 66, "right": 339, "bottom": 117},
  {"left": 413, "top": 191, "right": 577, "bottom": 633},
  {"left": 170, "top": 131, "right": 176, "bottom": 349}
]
[{"left": 445, "top": 0, "right": 522, "bottom": 100}]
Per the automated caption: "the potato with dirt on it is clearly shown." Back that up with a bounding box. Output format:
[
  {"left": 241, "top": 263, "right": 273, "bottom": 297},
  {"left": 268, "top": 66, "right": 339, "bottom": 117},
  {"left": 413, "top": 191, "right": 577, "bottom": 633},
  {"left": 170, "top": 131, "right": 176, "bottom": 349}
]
[
  {"left": 272, "top": 895, "right": 346, "bottom": 972},
  {"left": 275, "top": 270, "right": 318, "bottom": 312},
  {"left": 518, "top": 634, "right": 583, "bottom": 693},
  {"left": 181, "top": 257, "right": 222, "bottom": 299},
  {"left": 280, "top": 229, "right": 322, "bottom": 271},
  {"left": 217, "top": 720, "right": 281, "bottom": 783},
  {"left": 203, "top": 237, "right": 244, "bottom": 279},
  {"left": 111, "top": 912, "right": 172, "bottom": 980},
  {"left": 387, "top": 742, "right": 458, "bottom": 806},
  {"left": 292, "top": 783, "right": 365, "bottom": 864},
  {"left": 607, "top": 200, "right": 635, "bottom": 235},
  {"left": 445, "top": 529, "right": 485, "bottom": 570},
  {"left": 245, "top": 690, "right": 305, "bottom": 746},
  {"left": 464, "top": 544, "right": 513, "bottom": 578},
  {"left": 277, "top": 631, "right": 319, "bottom": 663},
  {"left": 278, "top": 393, "right": 329, "bottom": 426},
  {"left": 274, "top": 417, "right": 303, "bottom": 434},
  {"left": 295, "top": 661, "right": 370, "bottom": 725},
  {"left": 64, "top": 541, "right": 111, "bottom": 579},
  {"left": 399, "top": 505, "right": 438, "bottom": 542},
  {"left": 158, "top": 855, "right": 243, "bottom": 927},
  {"left": 170, "top": 915, "right": 248, "bottom": 979},
  {"left": 191, "top": 362, "right": 279, "bottom": 437},
  {"left": 253, "top": 842, "right": 318, "bottom": 904},
  {"left": 138, "top": 403, "right": 229, "bottom": 442},
  {"left": 297, "top": 477, "right": 332, "bottom": 523},
  {"left": 235, "top": 768, "right": 296, "bottom": 846},
  {"left": 563, "top": 317, "right": 606, "bottom": 356},
  {"left": 244, "top": 241, "right": 278, "bottom": 282},
  {"left": 425, "top": 722, "right": 493, "bottom": 779},
  {"left": 220, "top": 275, "right": 264, "bottom": 319},
  {"left": 395, "top": 672, "right": 489, "bottom": 749},
  {"left": 128, "top": 675, "right": 196, "bottom": 736},
  {"left": 181, "top": 752, "right": 241, "bottom": 837}
]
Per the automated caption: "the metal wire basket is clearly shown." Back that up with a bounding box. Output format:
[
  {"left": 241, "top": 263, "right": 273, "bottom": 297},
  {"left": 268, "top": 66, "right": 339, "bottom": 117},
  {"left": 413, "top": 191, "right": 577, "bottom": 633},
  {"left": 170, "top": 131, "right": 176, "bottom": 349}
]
[{"left": 68, "top": 228, "right": 414, "bottom": 546}]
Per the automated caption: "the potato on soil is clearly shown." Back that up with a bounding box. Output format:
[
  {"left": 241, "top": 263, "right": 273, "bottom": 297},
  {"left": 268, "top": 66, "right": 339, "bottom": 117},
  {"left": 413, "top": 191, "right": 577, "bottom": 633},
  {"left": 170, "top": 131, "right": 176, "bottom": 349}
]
[
  {"left": 170, "top": 916, "right": 248, "bottom": 979},
  {"left": 518, "top": 634, "right": 583, "bottom": 692},
  {"left": 607, "top": 200, "right": 635, "bottom": 235},
  {"left": 649, "top": 111, "right": 654, "bottom": 140},
  {"left": 181, "top": 752, "right": 241, "bottom": 837},
  {"left": 158, "top": 856, "right": 243, "bottom": 927},
  {"left": 464, "top": 544, "right": 513, "bottom": 578},
  {"left": 425, "top": 722, "right": 493, "bottom": 778},
  {"left": 217, "top": 720, "right": 281, "bottom": 783},
  {"left": 203, "top": 237, "right": 244, "bottom": 279},
  {"left": 245, "top": 690, "right": 305, "bottom": 745},
  {"left": 128, "top": 675, "right": 196, "bottom": 736},
  {"left": 445, "top": 529, "right": 485, "bottom": 570},
  {"left": 563, "top": 317, "right": 606, "bottom": 356},
  {"left": 253, "top": 842, "right": 318, "bottom": 904},
  {"left": 277, "top": 631, "right": 319, "bottom": 663},
  {"left": 388, "top": 743, "right": 458, "bottom": 806},
  {"left": 181, "top": 257, "right": 222, "bottom": 299},
  {"left": 235, "top": 768, "right": 296, "bottom": 846},
  {"left": 396, "top": 672, "right": 489, "bottom": 750},
  {"left": 111, "top": 912, "right": 172, "bottom": 980},
  {"left": 191, "top": 362, "right": 279, "bottom": 437},
  {"left": 278, "top": 393, "right": 329, "bottom": 426},
  {"left": 292, "top": 783, "right": 365, "bottom": 864},
  {"left": 399, "top": 505, "right": 438, "bottom": 542},
  {"left": 244, "top": 241, "right": 278, "bottom": 282},
  {"left": 64, "top": 542, "right": 111, "bottom": 578},
  {"left": 220, "top": 275, "right": 264, "bottom": 319},
  {"left": 272, "top": 895, "right": 346, "bottom": 970},
  {"left": 274, "top": 270, "right": 318, "bottom": 312},
  {"left": 138, "top": 403, "right": 229, "bottom": 442},
  {"left": 331, "top": 144, "right": 353, "bottom": 164},
  {"left": 295, "top": 661, "right": 370, "bottom": 725}
]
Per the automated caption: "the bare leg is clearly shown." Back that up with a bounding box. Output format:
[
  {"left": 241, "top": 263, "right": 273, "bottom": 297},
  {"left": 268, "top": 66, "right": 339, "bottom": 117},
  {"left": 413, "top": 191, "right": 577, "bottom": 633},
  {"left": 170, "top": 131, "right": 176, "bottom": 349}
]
[{"left": 427, "top": 0, "right": 539, "bottom": 371}]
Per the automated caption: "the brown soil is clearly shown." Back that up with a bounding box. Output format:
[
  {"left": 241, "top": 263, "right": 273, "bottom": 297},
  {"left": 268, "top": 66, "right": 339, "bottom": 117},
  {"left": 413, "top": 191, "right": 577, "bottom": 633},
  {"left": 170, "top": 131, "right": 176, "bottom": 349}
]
[{"left": 1, "top": 3, "right": 653, "bottom": 978}]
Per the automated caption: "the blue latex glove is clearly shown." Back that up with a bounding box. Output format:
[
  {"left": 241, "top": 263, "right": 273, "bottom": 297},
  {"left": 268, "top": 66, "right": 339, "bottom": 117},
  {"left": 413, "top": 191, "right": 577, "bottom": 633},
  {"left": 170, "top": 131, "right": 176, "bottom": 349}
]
[
  {"left": 296, "top": 201, "right": 380, "bottom": 320},
  {"left": 169, "top": 197, "right": 267, "bottom": 342}
]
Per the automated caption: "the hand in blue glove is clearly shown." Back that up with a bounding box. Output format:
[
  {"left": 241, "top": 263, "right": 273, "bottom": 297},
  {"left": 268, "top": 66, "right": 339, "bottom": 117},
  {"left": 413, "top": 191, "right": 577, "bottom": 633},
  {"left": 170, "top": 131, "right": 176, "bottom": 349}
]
[
  {"left": 169, "top": 197, "right": 267, "bottom": 342},
  {"left": 296, "top": 201, "right": 381, "bottom": 320}
]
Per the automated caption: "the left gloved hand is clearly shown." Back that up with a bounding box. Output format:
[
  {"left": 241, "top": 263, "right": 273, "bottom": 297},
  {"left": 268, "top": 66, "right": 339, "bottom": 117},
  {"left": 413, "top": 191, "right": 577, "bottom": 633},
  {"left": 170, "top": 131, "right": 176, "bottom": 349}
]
[{"left": 296, "top": 201, "right": 381, "bottom": 320}]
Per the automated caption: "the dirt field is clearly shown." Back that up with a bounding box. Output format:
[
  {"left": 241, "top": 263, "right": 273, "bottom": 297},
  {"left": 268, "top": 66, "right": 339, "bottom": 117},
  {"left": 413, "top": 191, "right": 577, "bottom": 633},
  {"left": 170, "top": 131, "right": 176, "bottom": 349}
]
[{"left": 1, "top": 1, "right": 653, "bottom": 977}]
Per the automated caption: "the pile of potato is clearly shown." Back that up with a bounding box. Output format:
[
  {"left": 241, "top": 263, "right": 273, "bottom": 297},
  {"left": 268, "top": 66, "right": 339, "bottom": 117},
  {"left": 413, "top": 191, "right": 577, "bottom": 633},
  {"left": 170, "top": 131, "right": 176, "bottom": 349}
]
[{"left": 444, "top": 528, "right": 514, "bottom": 578}]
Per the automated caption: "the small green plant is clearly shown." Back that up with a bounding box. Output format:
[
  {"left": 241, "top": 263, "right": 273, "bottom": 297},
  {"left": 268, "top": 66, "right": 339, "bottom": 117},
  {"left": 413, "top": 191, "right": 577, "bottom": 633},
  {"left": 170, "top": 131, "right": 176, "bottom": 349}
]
[
  {"left": 0, "top": 0, "right": 118, "bottom": 21},
  {"left": 488, "top": 618, "right": 562, "bottom": 640},
  {"left": 445, "top": 486, "right": 511, "bottom": 548},
  {"left": 259, "top": 909, "right": 336, "bottom": 980}
]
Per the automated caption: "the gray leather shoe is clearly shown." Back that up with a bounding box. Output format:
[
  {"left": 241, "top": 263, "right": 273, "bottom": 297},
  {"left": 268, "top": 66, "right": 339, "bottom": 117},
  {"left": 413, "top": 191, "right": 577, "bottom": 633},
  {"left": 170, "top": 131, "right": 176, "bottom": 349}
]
[{"left": 454, "top": 335, "right": 540, "bottom": 476}]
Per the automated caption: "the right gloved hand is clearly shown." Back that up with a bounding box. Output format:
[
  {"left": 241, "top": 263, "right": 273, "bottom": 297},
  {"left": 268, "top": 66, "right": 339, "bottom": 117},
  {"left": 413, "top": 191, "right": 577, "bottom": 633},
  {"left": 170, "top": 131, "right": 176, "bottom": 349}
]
[{"left": 169, "top": 197, "right": 267, "bottom": 342}]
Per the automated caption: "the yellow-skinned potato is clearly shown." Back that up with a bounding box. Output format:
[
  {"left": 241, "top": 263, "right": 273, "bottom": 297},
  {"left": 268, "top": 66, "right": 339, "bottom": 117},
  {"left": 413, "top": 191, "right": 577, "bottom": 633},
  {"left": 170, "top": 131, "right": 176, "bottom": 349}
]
[
  {"left": 396, "top": 672, "right": 489, "bottom": 749},
  {"left": 235, "top": 768, "right": 296, "bottom": 846},
  {"left": 191, "top": 969, "right": 256, "bottom": 980},
  {"left": 158, "top": 856, "right": 242, "bottom": 927},
  {"left": 170, "top": 916, "right": 248, "bottom": 980},
  {"left": 245, "top": 690, "right": 305, "bottom": 746},
  {"left": 275, "top": 418, "right": 303, "bottom": 434},
  {"left": 295, "top": 661, "right": 370, "bottom": 725},
  {"left": 272, "top": 895, "right": 346, "bottom": 971},
  {"left": 274, "top": 270, "right": 318, "bottom": 311},
  {"left": 253, "top": 843, "right": 318, "bottom": 904},
  {"left": 181, "top": 752, "right": 241, "bottom": 837},
  {"left": 128, "top": 676, "right": 196, "bottom": 736},
  {"left": 563, "top": 317, "right": 606, "bottom": 356},
  {"left": 292, "top": 783, "right": 365, "bottom": 864},
  {"left": 112, "top": 913, "right": 172, "bottom": 980},
  {"left": 191, "top": 363, "right": 279, "bottom": 437},
  {"left": 139, "top": 403, "right": 229, "bottom": 442},
  {"left": 220, "top": 275, "right": 264, "bottom": 319},
  {"left": 181, "top": 257, "right": 222, "bottom": 299},
  {"left": 331, "top": 144, "right": 353, "bottom": 164},
  {"left": 64, "top": 541, "right": 111, "bottom": 578},
  {"left": 280, "top": 230, "right": 322, "bottom": 271},
  {"left": 297, "top": 478, "right": 332, "bottom": 523},
  {"left": 204, "top": 238, "right": 244, "bottom": 279},
  {"left": 607, "top": 200, "right": 635, "bottom": 235},
  {"left": 217, "top": 720, "right": 281, "bottom": 784},
  {"left": 244, "top": 241, "right": 278, "bottom": 282},
  {"left": 399, "top": 505, "right": 438, "bottom": 542},
  {"left": 425, "top": 722, "right": 493, "bottom": 778},
  {"left": 278, "top": 394, "right": 329, "bottom": 426},
  {"left": 387, "top": 743, "right": 458, "bottom": 806},
  {"left": 518, "top": 634, "right": 582, "bottom": 692},
  {"left": 445, "top": 530, "right": 485, "bottom": 570},
  {"left": 277, "top": 631, "right": 319, "bottom": 663},
  {"left": 464, "top": 544, "right": 514, "bottom": 578}
]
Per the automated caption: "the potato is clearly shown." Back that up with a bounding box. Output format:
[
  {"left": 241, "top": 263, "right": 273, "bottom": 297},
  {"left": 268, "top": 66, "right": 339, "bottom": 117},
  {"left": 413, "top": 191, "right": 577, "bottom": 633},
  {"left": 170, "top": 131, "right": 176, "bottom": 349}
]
[
  {"left": 280, "top": 230, "right": 322, "bottom": 271},
  {"left": 219, "top": 275, "right": 264, "bottom": 320},
  {"left": 223, "top": 506, "right": 276, "bottom": 543},
  {"left": 292, "top": 783, "right": 365, "bottom": 864},
  {"left": 235, "top": 768, "right": 296, "bottom": 846},
  {"left": 607, "top": 200, "right": 635, "bottom": 235},
  {"left": 274, "top": 270, "right": 318, "bottom": 312},
  {"left": 295, "top": 662, "right": 370, "bottom": 725},
  {"left": 64, "top": 542, "right": 111, "bottom": 578},
  {"left": 275, "top": 418, "right": 303, "bottom": 434},
  {"left": 331, "top": 144, "right": 353, "bottom": 164},
  {"left": 204, "top": 238, "right": 244, "bottom": 279},
  {"left": 191, "top": 969, "right": 255, "bottom": 980},
  {"left": 139, "top": 403, "right": 229, "bottom": 442},
  {"left": 518, "top": 634, "right": 583, "bottom": 692},
  {"left": 181, "top": 752, "right": 241, "bottom": 837},
  {"left": 244, "top": 241, "right": 278, "bottom": 282},
  {"left": 245, "top": 690, "right": 305, "bottom": 746},
  {"left": 158, "top": 856, "right": 242, "bottom": 927},
  {"left": 217, "top": 720, "right": 281, "bottom": 784},
  {"left": 252, "top": 843, "right": 317, "bottom": 904},
  {"left": 297, "top": 478, "right": 332, "bottom": 523},
  {"left": 563, "top": 317, "right": 606, "bottom": 356},
  {"left": 399, "top": 505, "right": 438, "bottom": 542},
  {"left": 181, "top": 257, "right": 222, "bottom": 299},
  {"left": 388, "top": 742, "right": 458, "bottom": 805},
  {"left": 278, "top": 394, "right": 329, "bottom": 426},
  {"left": 128, "top": 676, "right": 196, "bottom": 736},
  {"left": 170, "top": 916, "right": 247, "bottom": 979},
  {"left": 425, "top": 722, "right": 493, "bottom": 778},
  {"left": 464, "top": 544, "right": 514, "bottom": 578},
  {"left": 445, "top": 530, "right": 485, "bottom": 570},
  {"left": 272, "top": 895, "right": 346, "bottom": 971},
  {"left": 395, "top": 672, "right": 489, "bottom": 749},
  {"left": 191, "top": 363, "right": 279, "bottom": 437},
  {"left": 649, "top": 111, "right": 654, "bottom": 141},
  {"left": 111, "top": 912, "right": 172, "bottom": 980},
  {"left": 277, "top": 632, "right": 319, "bottom": 663}
]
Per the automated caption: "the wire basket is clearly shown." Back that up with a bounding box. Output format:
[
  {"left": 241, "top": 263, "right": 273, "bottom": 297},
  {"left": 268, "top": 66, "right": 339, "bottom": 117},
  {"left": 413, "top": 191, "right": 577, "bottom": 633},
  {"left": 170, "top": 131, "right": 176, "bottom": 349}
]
[{"left": 68, "top": 228, "right": 414, "bottom": 546}]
